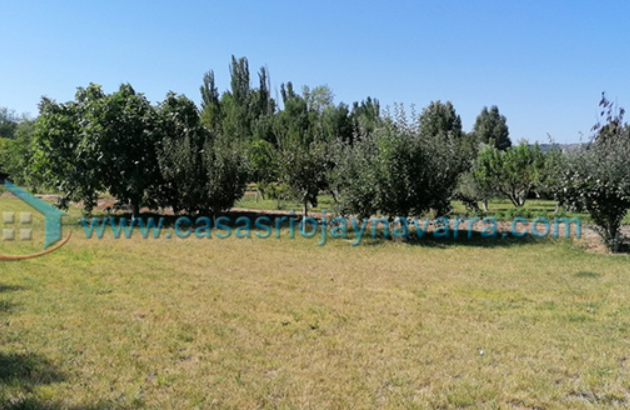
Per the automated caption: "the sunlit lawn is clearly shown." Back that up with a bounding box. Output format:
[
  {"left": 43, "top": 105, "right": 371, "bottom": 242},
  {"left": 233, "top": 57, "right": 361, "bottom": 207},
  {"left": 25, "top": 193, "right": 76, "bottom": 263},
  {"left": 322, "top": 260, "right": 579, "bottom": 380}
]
[
  {"left": 235, "top": 192, "right": 338, "bottom": 214},
  {"left": 236, "top": 192, "right": 630, "bottom": 225},
  {"left": 1, "top": 195, "right": 630, "bottom": 409}
]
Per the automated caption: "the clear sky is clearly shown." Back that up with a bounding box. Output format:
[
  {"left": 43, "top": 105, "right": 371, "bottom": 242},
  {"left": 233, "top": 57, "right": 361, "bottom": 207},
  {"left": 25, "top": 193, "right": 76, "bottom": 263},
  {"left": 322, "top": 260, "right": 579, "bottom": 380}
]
[{"left": 1, "top": 0, "right": 629, "bottom": 143}]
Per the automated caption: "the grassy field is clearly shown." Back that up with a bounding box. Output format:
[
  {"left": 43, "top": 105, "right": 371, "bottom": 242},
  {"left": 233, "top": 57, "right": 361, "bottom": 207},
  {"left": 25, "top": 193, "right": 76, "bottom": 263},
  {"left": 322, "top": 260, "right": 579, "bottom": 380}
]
[
  {"left": 2, "top": 195, "right": 630, "bottom": 409},
  {"left": 235, "top": 193, "right": 619, "bottom": 223}
]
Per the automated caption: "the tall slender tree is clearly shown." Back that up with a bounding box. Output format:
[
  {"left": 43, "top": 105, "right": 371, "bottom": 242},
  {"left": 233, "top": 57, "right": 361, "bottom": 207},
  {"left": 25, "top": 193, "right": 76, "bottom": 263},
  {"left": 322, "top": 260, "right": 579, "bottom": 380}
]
[{"left": 200, "top": 70, "right": 223, "bottom": 135}]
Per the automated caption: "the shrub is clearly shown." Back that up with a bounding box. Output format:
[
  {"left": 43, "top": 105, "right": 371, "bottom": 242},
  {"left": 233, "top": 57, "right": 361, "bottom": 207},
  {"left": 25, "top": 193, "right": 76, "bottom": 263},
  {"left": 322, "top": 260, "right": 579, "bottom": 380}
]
[
  {"left": 559, "top": 95, "right": 630, "bottom": 252},
  {"left": 334, "top": 106, "right": 465, "bottom": 219},
  {"left": 560, "top": 137, "right": 630, "bottom": 252}
]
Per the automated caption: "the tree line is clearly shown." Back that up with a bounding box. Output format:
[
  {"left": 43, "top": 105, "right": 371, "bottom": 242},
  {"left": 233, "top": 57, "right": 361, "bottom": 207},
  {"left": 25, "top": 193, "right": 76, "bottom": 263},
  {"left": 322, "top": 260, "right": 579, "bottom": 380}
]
[{"left": 1, "top": 57, "right": 629, "bottom": 252}]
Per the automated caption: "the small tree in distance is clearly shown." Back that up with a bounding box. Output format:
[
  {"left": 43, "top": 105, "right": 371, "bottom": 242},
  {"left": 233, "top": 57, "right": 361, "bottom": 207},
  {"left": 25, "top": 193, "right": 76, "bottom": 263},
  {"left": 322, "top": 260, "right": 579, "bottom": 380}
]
[{"left": 473, "top": 143, "right": 547, "bottom": 208}]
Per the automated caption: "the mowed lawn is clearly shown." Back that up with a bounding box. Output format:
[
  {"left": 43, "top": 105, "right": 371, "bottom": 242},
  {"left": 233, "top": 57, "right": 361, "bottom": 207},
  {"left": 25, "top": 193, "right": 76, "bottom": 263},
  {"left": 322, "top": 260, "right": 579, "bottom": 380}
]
[{"left": 2, "top": 201, "right": 630, "bottom": 408}]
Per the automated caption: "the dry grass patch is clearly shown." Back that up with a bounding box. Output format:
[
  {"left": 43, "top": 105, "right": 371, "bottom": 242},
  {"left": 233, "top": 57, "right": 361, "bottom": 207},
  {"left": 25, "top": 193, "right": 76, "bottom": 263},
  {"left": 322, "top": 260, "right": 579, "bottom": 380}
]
[{"left": 1, "top": 198, "right": 630, "bottom": 408}]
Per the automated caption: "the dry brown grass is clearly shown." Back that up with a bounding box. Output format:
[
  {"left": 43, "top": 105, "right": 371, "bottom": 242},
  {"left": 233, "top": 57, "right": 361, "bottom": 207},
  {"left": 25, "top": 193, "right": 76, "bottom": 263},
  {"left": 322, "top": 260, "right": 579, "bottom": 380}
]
[{"left": 1, "top": 196, "right": 630, "bottom": 409}]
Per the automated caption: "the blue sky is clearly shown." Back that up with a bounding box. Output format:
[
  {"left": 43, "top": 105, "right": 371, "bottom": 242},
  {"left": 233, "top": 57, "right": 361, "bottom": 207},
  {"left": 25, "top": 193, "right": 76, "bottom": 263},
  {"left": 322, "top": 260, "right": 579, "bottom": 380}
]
[{"left": 1, "top": 0, "right": 629, "bottom": 143}]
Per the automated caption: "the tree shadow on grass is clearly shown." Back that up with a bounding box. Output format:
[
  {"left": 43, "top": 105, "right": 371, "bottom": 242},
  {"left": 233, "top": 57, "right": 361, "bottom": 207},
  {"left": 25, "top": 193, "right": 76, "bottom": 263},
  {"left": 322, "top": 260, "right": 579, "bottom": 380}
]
[
  {"left": 0, "top": 352, "right": 65, "bottom": 386},
  {"left": 1, "top": 399, "right": 115, "bottom": 410},
  {"left": 68, "top": 211, "right": 576, "bottom": 251},
  {"left": 0, "top": 344, "right": 113, "bottom": 410},
  {"left": 0, "top": 285, "right": 110, "bottom": 410},
  {"left": 0, "top": 284, "right": 23, "bottom": 315},
  {"left": 0, "top": 352, "right": 79, "bottom": 409},
  {"left": 0, "top": 300, "right": 14, "bottom": 314},
  {"left": 0, "top": 287, "right": 65, "bottom": 391},
  {"left": 360, "top": 231, "right": 550, "bottom": 249},
  {"left": 68, "top": 211, "right": 310, "bottom": 241},
  {"left": 0, "top": 285, "right": 24, "bottom": 294},
  {"left": 69, "top": 210, "right": 304, "bottom": 229}
]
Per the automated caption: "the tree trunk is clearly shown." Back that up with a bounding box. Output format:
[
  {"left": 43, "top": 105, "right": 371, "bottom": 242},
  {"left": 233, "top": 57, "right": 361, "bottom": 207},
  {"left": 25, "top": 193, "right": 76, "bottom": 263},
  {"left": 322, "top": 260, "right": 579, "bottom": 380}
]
[
  {"left": 613, "top": 231, "right": 621, "bottom": 253},
  {"left": 131, "top": 201, "right": 140, "bottom": 220},
  {"left": 511, "top": 193, "right": 526, "bottom": 208},
  {"left": 303, "top": 197, "right": 308, "bottom": 217}
]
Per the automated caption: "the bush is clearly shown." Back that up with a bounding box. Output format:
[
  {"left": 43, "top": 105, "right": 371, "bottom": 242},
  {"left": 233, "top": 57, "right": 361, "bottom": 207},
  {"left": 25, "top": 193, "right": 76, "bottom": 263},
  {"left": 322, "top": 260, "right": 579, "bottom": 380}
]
[
  {"left": 559, "top": 94, "right": 630, "bottom": 252},
  {"left": 473, "top": 143, "right": 551, "bottom": 208},
  {"left": 560, "top": 137, "right": 630, "bottom": 252},
  {"left": 157, "top": 92, "right": 248, "bottom": 216},
  {"left": 334, "top": 106, "right": 465, "bottom": 219}
]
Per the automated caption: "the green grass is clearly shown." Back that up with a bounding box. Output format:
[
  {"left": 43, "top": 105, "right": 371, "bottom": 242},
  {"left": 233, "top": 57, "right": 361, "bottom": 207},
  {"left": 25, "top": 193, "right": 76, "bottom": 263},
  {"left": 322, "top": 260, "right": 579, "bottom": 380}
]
[
  {"left": 454, "top": 198, "right": 630, "bottom": 224},
  {"left": 238, "top": 191, "right": 630, "bottom": 224},
  {"left": 235, "top": 192, "right": 339, "bottom": 213},
  {"left": 2, "top": 195, "right": 630, "bottom": 409}
]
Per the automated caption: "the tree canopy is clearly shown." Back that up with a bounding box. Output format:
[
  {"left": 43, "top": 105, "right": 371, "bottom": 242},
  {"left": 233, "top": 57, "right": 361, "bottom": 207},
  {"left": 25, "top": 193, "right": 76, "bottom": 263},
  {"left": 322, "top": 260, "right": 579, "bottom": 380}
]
[
  {"left": 9, "top": 55, "right": 629, "bottom": 253},
  {"left": 473, "top": 105, "right": 512, "bottom": 150}
]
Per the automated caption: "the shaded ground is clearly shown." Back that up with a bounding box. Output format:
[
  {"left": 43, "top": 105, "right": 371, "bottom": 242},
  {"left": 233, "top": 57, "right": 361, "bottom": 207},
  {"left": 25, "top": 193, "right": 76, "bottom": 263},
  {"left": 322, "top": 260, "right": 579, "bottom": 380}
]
[
  {"left": 86, "top": 195, "right": 626, "bottom": 253},
  {"left": 2, "top": 191, "right": 626, "bottom": 253}
]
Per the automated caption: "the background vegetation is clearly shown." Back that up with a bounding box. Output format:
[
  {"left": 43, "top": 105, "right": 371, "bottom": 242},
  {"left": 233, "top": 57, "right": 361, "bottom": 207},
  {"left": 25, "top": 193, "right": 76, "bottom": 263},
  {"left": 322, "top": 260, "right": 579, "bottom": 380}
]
[{"left": 2, "top": 58, "right": 630, "bottom": 254}]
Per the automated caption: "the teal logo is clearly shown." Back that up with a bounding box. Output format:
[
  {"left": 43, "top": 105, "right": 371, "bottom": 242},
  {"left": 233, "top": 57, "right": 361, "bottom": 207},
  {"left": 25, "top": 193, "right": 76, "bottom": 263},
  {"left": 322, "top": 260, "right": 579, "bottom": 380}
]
[{"left": 1, "top": 181, "right": 71, "bottom": 260}]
